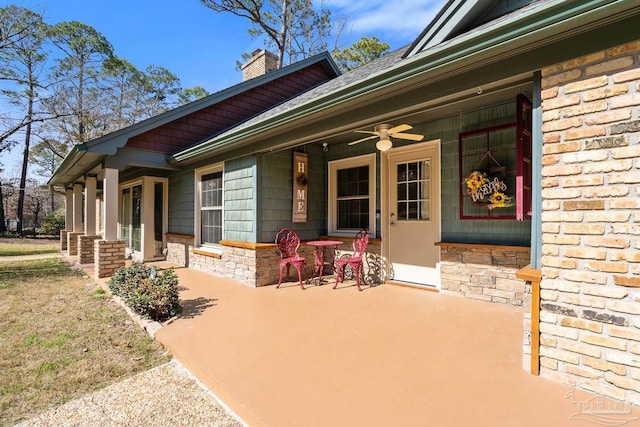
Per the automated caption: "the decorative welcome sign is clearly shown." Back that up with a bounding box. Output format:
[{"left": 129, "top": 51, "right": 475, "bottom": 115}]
[
  {"left": 293, "top": 152, "right": 308, "bottom": 223},
  {"left": 465, "top": 170, "right": 512, "bottom": 210}
]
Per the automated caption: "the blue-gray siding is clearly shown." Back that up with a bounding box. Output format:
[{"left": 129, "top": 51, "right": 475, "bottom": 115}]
[
  {"left": 224, "top": 156, "right": 257, "bottom": 242},
  {"left": 167, "top": 170, "right": 194, "bottom": 235},
  {"left": 422, "top": 101, "right": 530, "bottom": 246},
  {"left": 259, "top": 144, "right": 326, "bottom": 242}
]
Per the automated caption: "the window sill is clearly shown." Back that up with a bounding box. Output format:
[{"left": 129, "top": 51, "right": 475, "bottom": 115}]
[{"left": 192, "top": 247, "right": 222, "bottom": 259}]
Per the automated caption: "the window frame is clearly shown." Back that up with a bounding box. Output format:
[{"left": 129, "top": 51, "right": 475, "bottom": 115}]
[
  {"left": 195, "top": 163, "right": 224, "bottom": 254},
  {"left": 328, "top": 153, "right": 376, "bottom": 236}
]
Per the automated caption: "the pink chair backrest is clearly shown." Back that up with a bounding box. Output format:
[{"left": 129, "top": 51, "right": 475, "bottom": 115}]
[
  {"left": 352, "top": 229, "right": 369, "bottom": 259},
  {"left": 276, "top": 228, "right": 300, "bottom": 258}
]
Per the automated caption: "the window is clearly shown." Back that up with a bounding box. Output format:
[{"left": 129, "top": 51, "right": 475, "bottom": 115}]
[
  {"left": 458, "top": 95, "right": 532, "bottom": 220},
  {"left": 196, "top": 165, "right": 224, "bottom": 249},
  {"left": 396, "top": 160, "right": 431, "bottom": 221},
  {"left": 329, "top": 154, "right": 376, "bottom": 235}
]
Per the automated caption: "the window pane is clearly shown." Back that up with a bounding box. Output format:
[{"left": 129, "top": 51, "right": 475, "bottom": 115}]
[
  {"left": 201, "top": 209, "right": 222, "bottom": 245},
  {"left": 201, "top": 172, "right": 222, "bottom": 208},
  {"left": 397, "top": 201, "right": 407, "bottom": 219},
  {"left": 337, "top": 199, "right": 369, "bottom": 229},
  {"left": 397, "top": 164, "right": 406, "bottom": 182},
  {"left": 396, "top": 160, "right": 431, "bottom": 221},
  {"left": 408, "top": 182, "right": 418, "bottom": 200},
  {"left": 408, "top": 162, "right": 418, "bottom": 180},
  {"left": 408, "top": 202, "right": 419, "bottom": 220},
  {"left": 421, "top": 200, "right": 431, "bottom": 221},
  {"left": 397, "top": 183, "right": 407, "bottom": 202},
  {"left": 337, "top": 166, "right": 369, "bottom": 197}
]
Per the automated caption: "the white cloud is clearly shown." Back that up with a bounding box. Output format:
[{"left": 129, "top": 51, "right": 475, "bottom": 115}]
[{"left": 326, "top": 0, "right": 446, "bottom": 46}]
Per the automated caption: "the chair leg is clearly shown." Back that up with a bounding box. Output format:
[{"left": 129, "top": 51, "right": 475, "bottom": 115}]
[
  {"left": 333, "top": 265, "right": 343, "bottom": 289},
  {"left": 276, "top": 265, "right": 284, "bottom": 288},
  {"left": 296, "top": 263, "right": 305, "bottom": 290},
  {"left": 355, "top": 263, "right": 363, "bottom": 291}
]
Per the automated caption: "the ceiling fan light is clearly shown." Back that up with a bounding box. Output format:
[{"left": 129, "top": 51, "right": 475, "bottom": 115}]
[{"left": 376, "top": 138, "right": 392, "bottom": 151}]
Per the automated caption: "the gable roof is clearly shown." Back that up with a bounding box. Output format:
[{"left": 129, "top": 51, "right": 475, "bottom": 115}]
[
  {"left": 171, "top": 0, "right": 640, "bottom": 164},
  {"left": 404, "top": 0, "right": 535, "bottom": 57},
  {"left": 48, "top": 52, "right": 340, "bottom": 186}
]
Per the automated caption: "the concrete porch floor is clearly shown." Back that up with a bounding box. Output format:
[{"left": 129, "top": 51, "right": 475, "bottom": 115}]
[{"left": 148, "top": 265, "right": 640, "bottom": 427}]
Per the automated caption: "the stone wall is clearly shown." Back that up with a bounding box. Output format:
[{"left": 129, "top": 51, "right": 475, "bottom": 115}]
[
  {"left": 166, "top": 234, "right": 383, "bottom": 287},
  {"left": 439, "top": 243, "right": 531, "bottom": 306},
  {"left": 94, "top": 239, "right": 126, "bottom": 279},
  {"left": 540, "top": 40, "right": 640, "bottom": 404},
  {"left": 190, "top": 244, "right": 288, "bottom": 287},
  {"left": 166, "top": 234, "right": 194, "bottom": 267}
]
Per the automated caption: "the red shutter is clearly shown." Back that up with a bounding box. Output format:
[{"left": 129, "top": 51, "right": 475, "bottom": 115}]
[{"left": 516, "top": 94, "right": 532, "bottom": 221}]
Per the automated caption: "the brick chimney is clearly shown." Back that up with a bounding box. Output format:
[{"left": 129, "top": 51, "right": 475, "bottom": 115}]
[{"left": 241, "top": 49, "right": 278, "bottom": 81}]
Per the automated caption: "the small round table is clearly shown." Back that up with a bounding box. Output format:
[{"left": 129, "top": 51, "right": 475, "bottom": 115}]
[{"left": 306, "top": 240, "right": 343, "bottom": 285}]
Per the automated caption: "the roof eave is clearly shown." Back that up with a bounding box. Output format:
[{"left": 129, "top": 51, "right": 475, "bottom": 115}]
[
  {"left": 47, "top": 144, "right": 87, "bottom": 186},
  {"left": 50, "top": 51, "right": 341, "bottom": 186},
  {"left": 172, "top": 0, "right": 639, "bottom": 164}
]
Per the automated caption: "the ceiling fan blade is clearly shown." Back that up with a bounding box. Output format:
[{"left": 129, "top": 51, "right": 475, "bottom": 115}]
[
  {"left": 388, "top": 124, "right": 412, "bottom": 134},
  {"left": 393, "top": 133, "right": 424, "bottom": 141},
  {"left": 348, "top": 135, "right": 377, "bottom": 145},
  {"left": 354, "top": 130, "right": 378, "bottom": 135}
]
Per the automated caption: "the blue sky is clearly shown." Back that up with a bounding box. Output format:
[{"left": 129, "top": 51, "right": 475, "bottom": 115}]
[
  {"left": 2, "top": 0, "right": 445, "bottom": 175},
  {"left": 14, "top": 0, "right": 444, "bottom": 90}
]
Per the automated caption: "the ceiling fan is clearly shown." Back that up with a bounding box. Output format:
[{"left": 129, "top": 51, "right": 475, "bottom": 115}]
[{"left": 348, "top": 124, "right": 423, "bottom": 151}]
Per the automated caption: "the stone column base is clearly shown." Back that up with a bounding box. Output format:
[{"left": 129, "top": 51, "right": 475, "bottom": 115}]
[
  {"left": 67, "top": 232, "right": 83, "bottom": 256},
  {"left": 79, "top": 234, "right": 102, "bottom": 264},
  {"left": 94, "top": 239, "right": 126, "bottom": 278},
  {"left": 60, "top": 230, "right": 69, "bottom": 251}
]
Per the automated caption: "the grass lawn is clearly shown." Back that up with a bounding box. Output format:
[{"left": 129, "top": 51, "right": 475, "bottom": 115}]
[
  {"left": 0, "top": 238, "right": 58, "bottom": 256},
  {"left": 0, "top": 255, "right": 171, "bottom": 425}
]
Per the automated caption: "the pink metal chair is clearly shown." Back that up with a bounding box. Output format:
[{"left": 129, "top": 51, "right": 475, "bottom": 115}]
[
  {"left": 333, "top": 229, "right": 369, "bottom": 291},
  {"left": 275, "top": 228, "right": 307, "bottom": 289}
]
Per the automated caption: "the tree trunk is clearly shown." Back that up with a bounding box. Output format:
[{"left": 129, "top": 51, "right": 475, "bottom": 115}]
[
  {"left": 16, "top": 83, "right": 34, "bottom": 236},
  {"left": 277, "top": 0, "right": 289, "bottom": 68},
  {"left": 0, "top": 181, "right": 6, "bottom": 233}
]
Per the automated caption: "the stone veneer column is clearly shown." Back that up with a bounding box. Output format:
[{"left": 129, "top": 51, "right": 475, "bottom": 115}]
[
  {"left": 94, "top": 168, "right": 124, "bottom": 278},
  {"left": 67, "top": 231, "right": 82, "bottom": 256},
  {"left": 94, "top": 239, "right": 125, "bottom": 278},
  {"left": 539, "top": 40, "right": 640, "bottom": 404},
  {"left": 60, "top": 230, "right": 68, "bottom": 251},
  {"left": 79, "top": 234, "right": 101, "bottom": 264}
]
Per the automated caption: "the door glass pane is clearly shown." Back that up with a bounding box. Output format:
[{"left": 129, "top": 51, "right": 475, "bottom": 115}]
[
  {"left": 121, "top": 188, "right": 130, "bottom": 246},
  {"left": 396, "top": 159, "right": 431, "bottom": 221},
  {"left": 131, "top": 185, "right": 141, "bottom": 252},
  {"left": 154, "top": 183, "right": 163, "bottom": 256}
]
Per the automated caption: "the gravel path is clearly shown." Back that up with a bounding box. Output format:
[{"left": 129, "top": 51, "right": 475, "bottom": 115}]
[{"left": 17, "top": 359, "right": 244, "bottom": 427}]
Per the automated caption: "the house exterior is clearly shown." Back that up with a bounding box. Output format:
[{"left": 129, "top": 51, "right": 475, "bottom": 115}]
[{"left": 50, "top": 0, "right": 640, "bottom": 406}]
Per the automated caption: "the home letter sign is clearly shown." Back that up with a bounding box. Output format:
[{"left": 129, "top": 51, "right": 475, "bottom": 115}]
[{"left": 293, "top": 152, "right": 308, "bottom": 223}]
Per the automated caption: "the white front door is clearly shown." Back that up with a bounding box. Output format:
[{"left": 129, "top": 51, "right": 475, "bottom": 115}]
[{"left": 385, "top": 141, "right": 441, "bottom": 287}]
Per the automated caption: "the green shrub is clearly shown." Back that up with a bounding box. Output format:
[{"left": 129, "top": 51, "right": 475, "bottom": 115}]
[
  {"left": 108, "top": 262, "right": 180, "bottom": 322},
  {"left": 39, "top": 212, "right": 65, "bottom": 236}
]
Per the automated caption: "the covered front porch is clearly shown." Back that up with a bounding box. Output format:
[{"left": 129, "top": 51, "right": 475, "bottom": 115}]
[{"left": 154, "top": 267, "right": 631, "bottom": 426}]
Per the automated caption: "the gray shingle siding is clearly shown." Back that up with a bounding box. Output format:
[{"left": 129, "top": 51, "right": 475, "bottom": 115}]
[
  {"left": 259, "top": 144, "right": 327, "bottom": 242},
  {"left": 436, "top": 101, "right": 530, "bottom": 246},
  {"left": 224, "top": 156, "right": 257, "bottom": 242},
  {"left": 168, "top": 170, "right": 195, "bottom": 236}
]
